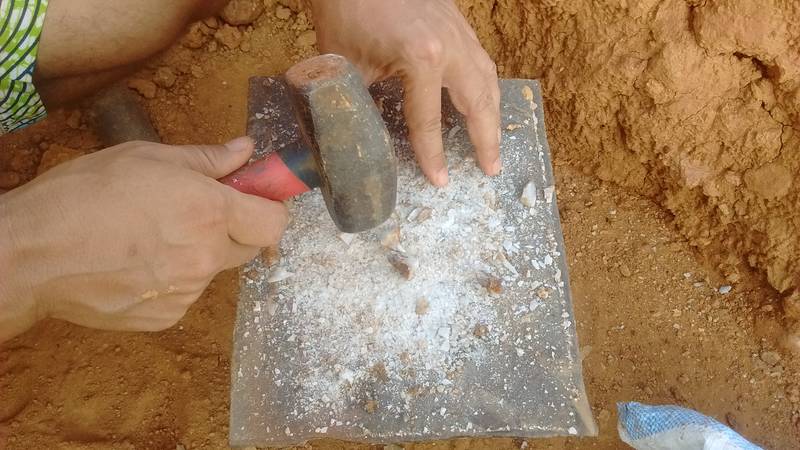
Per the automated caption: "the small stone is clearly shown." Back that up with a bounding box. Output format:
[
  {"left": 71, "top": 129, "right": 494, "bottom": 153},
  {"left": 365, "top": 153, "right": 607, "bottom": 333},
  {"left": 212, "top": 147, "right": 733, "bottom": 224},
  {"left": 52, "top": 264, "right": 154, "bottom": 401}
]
[
  {"left": 536, "top": 286, "right": 551, "bottom": 299},
  {"left": 267, "top": 267, "right": 293, "bottom": 283},
  {"left": 66, "top": 110, "right": 81, "bottom": 129},
  {"left": 181, "top": 22, "right": 208, "bottom": 49},
  {"left": 339, "top": 233, "right": 355, "bottom": 245},
  {"left": 202, "top": 17, "right": 220, "bottom": 29},
  {"left": 364, "top": 399, "right": 378, "bottom": 414},
  {"left": 387, "top": 251, "right": 415, "bottom": 280},
  {"left": 718, "top": 285, "right": 732, "bottom": 295},
  {"left": 190, "top": 64, "right": 205, "bottom": 79},
  {"left": 296, "top": 30, "right": 317, "bottom": 47},
  {"left": 479, "top": 273, "right": 503, "bottom": 295},
  {"left": 522, "top": 85, "right": 533, "bottom": 101},
  {"left": 380, "top": 226, "right": 402, "bottom": 250},
  {"left": 153, "top": 67, "right": 177, "bottom": 88},
  {"left": 473, "top": 323, "right": 489, "bottom": 338},
  {"left": 127, "top": 78, "right": 157, "bottom": 99},
  {"left": 678, "top": 373, "right": 690, "bottom": 384},
  {"left": 415, "top": 207, "right": 433, "bottom": 223},
  {"left": 619, "top": 264, "right": 632, "bottom": 277},
  {"left": 220, "top": 0, "right": 265, "bottom": 26},
  {"left": 520, "top": 181, "right": 536, "bottom": 208},
  {"left": 597, "top": 409, "right": 611, "bottom": 422},
  {"left": 215, "top": 24, "right": 243, "bottom": 49},
  {"left": 415, "top": 298, "right": 429, "bottom": 316},
  {"left": 0, "top": 171, "right": 21, "bottom": 189},
  {"left": 275, "top": 5, "right": 292, "bottom": 20},
  {"left": 760, "top": 350, "right": 781, "bottom": 367}
]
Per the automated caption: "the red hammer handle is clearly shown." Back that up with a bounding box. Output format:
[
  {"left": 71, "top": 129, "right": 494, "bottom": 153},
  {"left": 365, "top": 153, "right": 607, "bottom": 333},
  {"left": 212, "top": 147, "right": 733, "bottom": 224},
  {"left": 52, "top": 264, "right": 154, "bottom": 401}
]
[{"left": 220, "top": 150, "right": 311, "bottom": 201}]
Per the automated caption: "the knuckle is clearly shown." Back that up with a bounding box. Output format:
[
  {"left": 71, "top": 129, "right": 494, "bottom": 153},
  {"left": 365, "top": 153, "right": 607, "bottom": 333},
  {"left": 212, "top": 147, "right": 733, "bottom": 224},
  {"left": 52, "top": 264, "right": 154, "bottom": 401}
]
[{"left": 406, "top": 34, "right": 446, "bottom": 67}]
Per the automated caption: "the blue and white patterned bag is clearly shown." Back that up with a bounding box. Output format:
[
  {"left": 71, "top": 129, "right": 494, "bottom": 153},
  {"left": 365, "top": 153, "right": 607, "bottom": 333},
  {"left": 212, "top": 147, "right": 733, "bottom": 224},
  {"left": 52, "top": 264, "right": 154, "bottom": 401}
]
[{"left": 617, "top": 402, "right": 763, "bottom": 450}]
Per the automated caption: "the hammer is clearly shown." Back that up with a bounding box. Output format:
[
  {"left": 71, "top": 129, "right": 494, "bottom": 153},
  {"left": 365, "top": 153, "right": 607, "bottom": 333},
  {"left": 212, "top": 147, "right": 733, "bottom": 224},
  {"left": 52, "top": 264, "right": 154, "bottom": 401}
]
[{"left": 219, "top": 54, "right": 398, "bottom": 233}]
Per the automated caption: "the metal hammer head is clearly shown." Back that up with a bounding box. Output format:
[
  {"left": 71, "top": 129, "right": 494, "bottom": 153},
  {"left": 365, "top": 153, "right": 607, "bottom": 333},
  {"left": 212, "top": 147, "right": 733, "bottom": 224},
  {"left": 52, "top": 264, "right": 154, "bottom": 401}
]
[{"left": 284, "top": 55, "right": 397, "bottom": 233}]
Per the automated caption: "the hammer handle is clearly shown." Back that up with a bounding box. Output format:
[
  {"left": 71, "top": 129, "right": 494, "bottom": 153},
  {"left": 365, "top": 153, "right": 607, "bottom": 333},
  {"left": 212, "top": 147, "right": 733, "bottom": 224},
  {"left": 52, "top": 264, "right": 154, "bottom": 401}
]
[{"left": 219, "top": 143, "right": 320, "bottom": 201}]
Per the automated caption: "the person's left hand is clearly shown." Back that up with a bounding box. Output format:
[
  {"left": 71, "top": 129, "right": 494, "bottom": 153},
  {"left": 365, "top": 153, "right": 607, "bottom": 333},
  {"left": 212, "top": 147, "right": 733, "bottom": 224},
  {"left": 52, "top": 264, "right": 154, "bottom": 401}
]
[{"left": 310, "top": 0, "right": 501, "bottom": 187}]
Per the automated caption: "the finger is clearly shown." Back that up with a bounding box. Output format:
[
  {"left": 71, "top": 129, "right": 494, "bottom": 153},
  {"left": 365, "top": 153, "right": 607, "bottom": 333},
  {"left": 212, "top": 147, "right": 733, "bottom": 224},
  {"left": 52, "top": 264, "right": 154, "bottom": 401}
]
[
  {"left": 403, "top": 70, "right": 448, "bottom": 186},
  {"left": 224, "top": 241, "right": 261, "bottom": 269},
  {"left": 223, "top": 188, "right": 289, "bottom": 248},
  {"left": 154, "top": 136, "right": 255, "bottom": 178},
  {"left": 445, "top": 51, "right": 501, "bottom": 176}
]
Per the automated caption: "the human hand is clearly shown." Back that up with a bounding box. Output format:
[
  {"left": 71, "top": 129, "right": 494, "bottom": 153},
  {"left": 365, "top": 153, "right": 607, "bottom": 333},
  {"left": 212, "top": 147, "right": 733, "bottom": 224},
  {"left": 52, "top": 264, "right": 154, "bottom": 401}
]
[
  {"left": 0, "top": 138, "right": 287, "bottom": 341},
  {"left": 310, "top": 0, "right": 501, "bottom": 186}
]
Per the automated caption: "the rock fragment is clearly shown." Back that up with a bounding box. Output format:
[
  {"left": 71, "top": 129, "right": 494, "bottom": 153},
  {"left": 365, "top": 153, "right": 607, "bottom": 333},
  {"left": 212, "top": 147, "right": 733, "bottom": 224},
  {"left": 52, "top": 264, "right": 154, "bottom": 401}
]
[
  {"left": 387, "top": 251, "right": 415, "bottom": 280},
  {"left": 415, "top": 298, "right": 429, "bottom": 316},
  {"left": 268, "top": 267, "right": 293, "bottom": 283},
  {"left": 296, "top": 30, "right": 317, "bottom": 47},
  {"left": 275, "top": 5, "right": 292, "bottom": 20},
  {"left": 127, "top": 78, "right": 157, "bottom": 99},
  {"left": 479, "top": 273, "right": 503, "bottom": 295},
  {"left": 153, "top": 67, "right": 177, "bottom": 89},
  {"left": 220, "top": 0, "right": 265, "bottom": 26},
  {"left": 215, "top": 24, "right": 244, "bottom": 49},
  {"left": 520, "top": 181, "right": 537, "bottom": 208}
]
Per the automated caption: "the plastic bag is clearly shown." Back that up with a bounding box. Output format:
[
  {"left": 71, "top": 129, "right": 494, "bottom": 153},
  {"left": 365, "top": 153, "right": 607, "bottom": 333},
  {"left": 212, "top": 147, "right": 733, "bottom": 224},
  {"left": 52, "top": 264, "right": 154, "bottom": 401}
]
[
  {"left": 229, "top": 79, "right": 596, "bottom": 446},
  {"left": 617, "top": 402, "right": 762, "bottom": 450}
]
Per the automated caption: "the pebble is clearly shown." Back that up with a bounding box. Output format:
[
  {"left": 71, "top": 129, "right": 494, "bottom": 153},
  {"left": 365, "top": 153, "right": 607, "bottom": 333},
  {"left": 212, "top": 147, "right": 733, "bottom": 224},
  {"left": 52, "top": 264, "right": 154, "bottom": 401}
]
[
  {"left": 296, "top": 30, "right": 317, "bottom": 47},
  {"left": 268, "top": 267, "right": 293, "bottom": 283},
  {"left": 387, "top": 251, "right": 415, "bottom": 280},
  {"left": 66, "top": 110, "right": 81, "bottom": 129},
  {"left": 520, "top": 181, "right": 537, "bottom": 208},
  {"left": 220, "top": 0, "right": 265, "bottom": 26},
  {"left": 127, "top": 78, "right": 157, "bottom": 99},
  {"left": 275, "top": 5, "right": 292, "bottom": 20},
  {"left": 718, "top": 285, "right": 732, "bottom": 295},
  {"left": 181, "top": 23, "right": 208, "bottom": 49},
  {"left": 759, "top": 350, "right": 781, "bottom": 367},
  {"left": 215, "top": 24, "right": 244, "bottom": 49},
  {"left": 619, "top": 264, "right": 632, "bottom": 277},
  {"left": 153, "top": 67, "right": 177, "bottom": 88}
]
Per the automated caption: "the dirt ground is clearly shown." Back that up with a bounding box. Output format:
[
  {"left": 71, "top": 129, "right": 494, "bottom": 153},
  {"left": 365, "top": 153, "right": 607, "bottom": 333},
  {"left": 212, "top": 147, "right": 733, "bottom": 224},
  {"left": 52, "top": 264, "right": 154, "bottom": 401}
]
[{"left": 1, "top": 0, "right": 799, "bottom": 449}]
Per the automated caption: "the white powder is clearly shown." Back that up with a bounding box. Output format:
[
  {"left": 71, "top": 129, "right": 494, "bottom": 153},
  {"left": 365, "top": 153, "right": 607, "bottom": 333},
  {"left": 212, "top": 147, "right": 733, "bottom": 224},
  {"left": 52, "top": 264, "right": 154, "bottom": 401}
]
[{"left": 266, "top": 150, "right": 510, "bottom": 416}]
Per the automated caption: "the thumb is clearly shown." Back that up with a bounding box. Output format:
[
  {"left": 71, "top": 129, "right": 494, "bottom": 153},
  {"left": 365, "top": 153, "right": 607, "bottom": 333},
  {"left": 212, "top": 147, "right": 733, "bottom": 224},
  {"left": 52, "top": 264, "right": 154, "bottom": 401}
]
[{"left": 171, "top": 136, "right": 255, "bottom": 178}]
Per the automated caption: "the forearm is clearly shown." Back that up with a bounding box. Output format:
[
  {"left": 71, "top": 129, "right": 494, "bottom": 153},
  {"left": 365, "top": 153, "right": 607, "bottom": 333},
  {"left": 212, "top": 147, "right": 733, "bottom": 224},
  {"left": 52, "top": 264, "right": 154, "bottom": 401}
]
[{"left": 0, "top": 192, "right": 39, "bottom": 342}]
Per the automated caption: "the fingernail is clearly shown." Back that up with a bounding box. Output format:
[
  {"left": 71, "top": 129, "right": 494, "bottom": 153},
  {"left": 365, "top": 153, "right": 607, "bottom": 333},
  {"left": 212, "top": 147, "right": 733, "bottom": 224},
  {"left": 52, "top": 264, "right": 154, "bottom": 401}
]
[
  {"left": 435, "top": 168, "right": 449, "bottom": 187},
  {"left": 225, "top": 136, "right": 254, "bottom": 152}
]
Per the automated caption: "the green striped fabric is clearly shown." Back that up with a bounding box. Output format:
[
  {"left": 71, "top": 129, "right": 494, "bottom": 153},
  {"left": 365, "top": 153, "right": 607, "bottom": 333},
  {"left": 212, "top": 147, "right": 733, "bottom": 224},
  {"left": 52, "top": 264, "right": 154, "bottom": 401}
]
[{"left": 0, "top": 0, "right": 49, "bottom": 135}]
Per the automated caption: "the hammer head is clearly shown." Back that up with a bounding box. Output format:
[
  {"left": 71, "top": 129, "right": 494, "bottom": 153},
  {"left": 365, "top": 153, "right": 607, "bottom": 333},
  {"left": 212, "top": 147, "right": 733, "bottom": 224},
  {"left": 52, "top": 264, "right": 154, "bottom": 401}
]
[{"left": 284, "top": 55, "right": 397, "bottom": 233}]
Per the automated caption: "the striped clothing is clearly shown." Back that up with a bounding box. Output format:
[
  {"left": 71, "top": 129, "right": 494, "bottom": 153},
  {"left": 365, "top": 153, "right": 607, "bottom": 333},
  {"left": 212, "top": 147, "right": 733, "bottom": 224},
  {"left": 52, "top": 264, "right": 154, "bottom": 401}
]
[{"left": 0, "top": 0, "right": 49, "bottom": 135}]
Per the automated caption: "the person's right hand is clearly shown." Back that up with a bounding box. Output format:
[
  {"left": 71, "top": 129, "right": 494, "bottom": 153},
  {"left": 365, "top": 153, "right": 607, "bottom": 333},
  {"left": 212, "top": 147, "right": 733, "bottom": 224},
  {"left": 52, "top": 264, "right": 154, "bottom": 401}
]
[{"left": 0, "top": 137, "right": 288, "bottom": 341}]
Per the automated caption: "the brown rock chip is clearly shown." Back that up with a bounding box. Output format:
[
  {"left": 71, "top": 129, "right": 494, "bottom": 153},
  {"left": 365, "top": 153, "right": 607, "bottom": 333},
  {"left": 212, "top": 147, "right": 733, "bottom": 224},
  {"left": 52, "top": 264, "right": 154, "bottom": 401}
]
[
  {"left": 296, "top": 30, "right": 317, "bottom": 47},
  {"left": 127, "top": 78, "right": 157, "bottom": 99},
  {"left": 153, "top": 67, "right": 177, "bottom": 89},
  {"left": 220, "top": 0, "right": 264, "bottom": 26},
  {"left": 744, "top": 162, "right": 793, "bottom": 200},
  {"left": 215, "top": 25, "right": 244, "bottom": 49}
]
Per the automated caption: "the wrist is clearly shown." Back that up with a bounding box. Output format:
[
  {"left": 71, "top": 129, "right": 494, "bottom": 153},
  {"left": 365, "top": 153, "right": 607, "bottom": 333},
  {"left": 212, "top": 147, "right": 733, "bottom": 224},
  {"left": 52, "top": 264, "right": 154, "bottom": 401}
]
[{"left": 0, "top": 192, "right": 43, "bottom": 341}]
